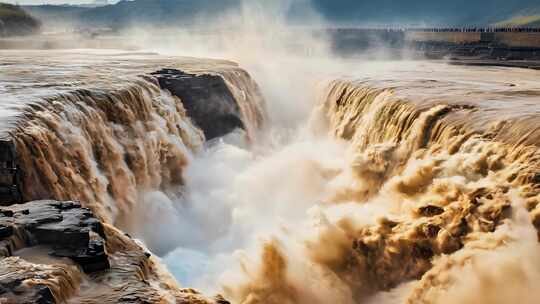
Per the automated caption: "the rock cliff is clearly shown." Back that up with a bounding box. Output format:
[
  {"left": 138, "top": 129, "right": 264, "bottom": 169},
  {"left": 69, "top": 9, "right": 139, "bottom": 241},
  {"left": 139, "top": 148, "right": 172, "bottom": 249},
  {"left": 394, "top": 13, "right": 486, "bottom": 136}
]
[{"left": 152, "top": 69, "right": 245, "bottom": 140}]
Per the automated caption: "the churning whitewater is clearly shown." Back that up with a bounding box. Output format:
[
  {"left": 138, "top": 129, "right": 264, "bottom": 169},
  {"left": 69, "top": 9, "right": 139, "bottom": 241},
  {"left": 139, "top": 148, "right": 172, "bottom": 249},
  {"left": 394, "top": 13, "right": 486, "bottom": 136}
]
[
  {"left": 2, "top": 0, "right": 540, "bottom": 303},
  {"left": 2, "top": 49, "right": 540, "bottom": 303},
  {"left": 159, "top": 61, "right": 540, "bottom": 304}
]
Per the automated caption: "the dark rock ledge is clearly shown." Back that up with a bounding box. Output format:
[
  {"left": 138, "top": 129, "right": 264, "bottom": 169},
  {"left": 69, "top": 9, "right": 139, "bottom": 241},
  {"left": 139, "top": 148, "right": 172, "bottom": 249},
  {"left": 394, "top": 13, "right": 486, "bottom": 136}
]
[
  {"left": 0, "top": 201, "right": 109, "bottom": 303},
  {"left": 0, "top": 200, "right": 109, "bottom": 271},
  {"left": 152, "top": 69, "right": 245, "bottom": 140},
  {"left": 0, "top": 200, "right": 228, "bottom": 304}
]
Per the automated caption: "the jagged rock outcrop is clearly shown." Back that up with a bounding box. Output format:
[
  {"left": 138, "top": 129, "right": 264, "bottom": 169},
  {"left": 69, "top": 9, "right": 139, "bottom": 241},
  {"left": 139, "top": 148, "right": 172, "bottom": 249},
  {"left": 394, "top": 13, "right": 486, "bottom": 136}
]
[
  {"left": 152, "top": 69, "right": 245, "bottom": 140},
  {"left": 0, "top": 200, "right": 227, "bottom": 304},
  {"left": 0, "top": 200, "right": 109, "bottom": 272}
]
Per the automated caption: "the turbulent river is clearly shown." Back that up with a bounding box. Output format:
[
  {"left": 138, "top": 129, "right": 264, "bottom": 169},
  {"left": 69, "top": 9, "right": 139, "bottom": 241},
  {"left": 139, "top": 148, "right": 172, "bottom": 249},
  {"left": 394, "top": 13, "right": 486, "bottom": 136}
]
[
  {"left": 159, "top": 60, "right": 540, "bottom": 304},
  {"left": 1, "top": 49, "right": 540, "bottom": 304}
]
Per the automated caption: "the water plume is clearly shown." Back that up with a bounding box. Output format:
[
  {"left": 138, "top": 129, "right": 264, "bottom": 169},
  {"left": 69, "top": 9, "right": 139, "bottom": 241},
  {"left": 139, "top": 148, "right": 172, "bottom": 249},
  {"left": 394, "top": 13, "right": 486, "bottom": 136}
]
[
  {"left": 106, "top": 2, "right": 540, "bottom": 302},
  {"left": 162, "top": 68, "right": 540, "bottom": 304},
  {"left": 3, "top": 1, "right": 540, "bottom": 303},
  {"left": 8, "top": 64, "right": 265, "bottom": 258}
]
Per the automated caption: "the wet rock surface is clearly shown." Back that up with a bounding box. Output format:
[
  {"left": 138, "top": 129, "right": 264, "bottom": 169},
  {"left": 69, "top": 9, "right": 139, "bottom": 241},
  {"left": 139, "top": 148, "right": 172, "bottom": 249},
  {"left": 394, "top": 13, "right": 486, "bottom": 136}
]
[
  {"left": 0, "top": 200, "right": 109, "bottom": 272},
  {"left": 0, "top": 201, "right": 226, "bottom": 304},
  {"left": 152, "top": 68, "right": 244, "bottom": 140},
  {"left": 0, "top": 139, "right": 23, "bottom": 206},
  {"left": 0, "top": 200, "right": 108, "bottom": 303},
  {"left": 0, "top": 257, "right": 80, "bottom": 304}
]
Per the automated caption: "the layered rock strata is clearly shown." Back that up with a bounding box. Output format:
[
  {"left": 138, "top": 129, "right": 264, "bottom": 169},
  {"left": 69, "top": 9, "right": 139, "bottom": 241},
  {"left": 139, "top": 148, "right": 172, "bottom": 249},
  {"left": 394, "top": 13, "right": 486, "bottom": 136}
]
[{"left": 0, "top": 200, "right": 228, "bottom": 304}]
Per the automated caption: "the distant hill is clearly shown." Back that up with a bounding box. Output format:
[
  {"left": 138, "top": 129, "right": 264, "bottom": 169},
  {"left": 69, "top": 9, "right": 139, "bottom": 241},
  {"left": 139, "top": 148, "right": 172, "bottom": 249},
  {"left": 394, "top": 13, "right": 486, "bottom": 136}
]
[
  {"left": 79, "top": 0, "right": 240, "bottom": 27},
  {"left": 309, "top": 0, "right": 540, "bottom": 26},
  {"left": 23, "top": 5, "right": 90, "bottom": 31},
  {"left": 0, "top": 3, "right": 41, "bottom": 36},
  {"left": 21, "top": 0, "right": 540, "bottom": 30},
  {"left": 25, "top": 0, "right": 241, "bottom": 30}
]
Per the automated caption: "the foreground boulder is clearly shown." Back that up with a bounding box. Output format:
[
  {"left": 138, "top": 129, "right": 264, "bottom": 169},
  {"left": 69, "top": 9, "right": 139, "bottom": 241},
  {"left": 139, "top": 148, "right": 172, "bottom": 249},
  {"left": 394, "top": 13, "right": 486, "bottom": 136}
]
[{"left": 0, "top": 200, "right": 228, "bottom": 304}]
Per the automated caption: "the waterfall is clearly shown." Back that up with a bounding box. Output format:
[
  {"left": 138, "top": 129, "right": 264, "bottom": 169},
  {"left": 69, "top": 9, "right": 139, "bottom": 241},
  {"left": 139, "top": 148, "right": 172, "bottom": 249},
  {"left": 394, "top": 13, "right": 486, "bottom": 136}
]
[
  {"left": 9, "top": 70, "right": 265, "bottom": 240},
  {"left": 220, "top": 78, "right": 540, "bottom": 304},
  {"left": 4, "top": 52, "right": 540, "bottom": 304}
]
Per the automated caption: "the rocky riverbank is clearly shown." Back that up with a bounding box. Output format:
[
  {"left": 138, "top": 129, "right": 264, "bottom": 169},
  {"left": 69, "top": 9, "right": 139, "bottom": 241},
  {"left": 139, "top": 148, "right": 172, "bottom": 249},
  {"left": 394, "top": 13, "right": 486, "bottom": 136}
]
[{"left": 0, "top": 200, "right": 228, "bottom": 303}]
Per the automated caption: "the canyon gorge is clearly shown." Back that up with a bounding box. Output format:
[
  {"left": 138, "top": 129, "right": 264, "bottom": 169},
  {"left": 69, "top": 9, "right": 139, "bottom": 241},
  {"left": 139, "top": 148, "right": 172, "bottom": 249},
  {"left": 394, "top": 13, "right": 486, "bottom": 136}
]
[{"left": 0, "top": 48, "right": 539, "bottom": 304}]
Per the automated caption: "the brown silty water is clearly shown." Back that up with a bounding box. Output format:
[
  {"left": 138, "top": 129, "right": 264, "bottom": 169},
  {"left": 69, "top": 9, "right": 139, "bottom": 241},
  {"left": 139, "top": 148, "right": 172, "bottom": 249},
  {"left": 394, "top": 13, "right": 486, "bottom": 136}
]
[
  {"left": 221, "top": 63, "right": 540, "bottom": 304},
  {"left": 0, "top": 50, "right": 265, "bottom": 227},
  {"left": 1, "top": 51, "right": 540, "bottom": 304}
]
